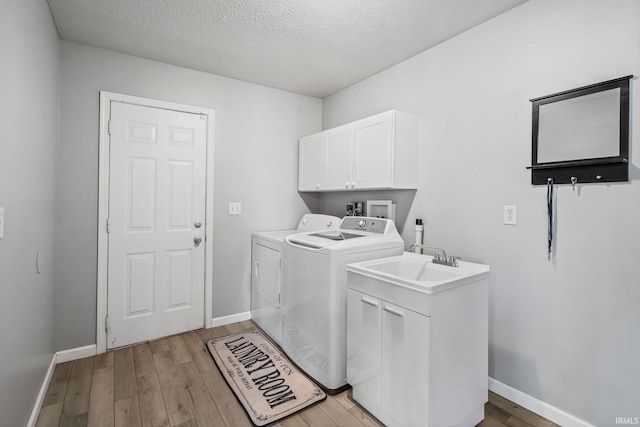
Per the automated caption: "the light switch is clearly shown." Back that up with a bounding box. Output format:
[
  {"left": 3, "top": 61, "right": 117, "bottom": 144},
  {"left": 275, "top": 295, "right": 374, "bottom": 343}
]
[
  {"left": 229, "top": 202, "right": 242, "bottom": 215},
  {"left": 0, "top": 207, "right": 4, "bottom": 239}
]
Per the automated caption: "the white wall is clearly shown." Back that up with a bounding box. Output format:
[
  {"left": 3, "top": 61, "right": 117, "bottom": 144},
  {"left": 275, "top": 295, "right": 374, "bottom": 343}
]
[
  {"left": 0, "top": 0, "right": 59, "bottom": 425},
  {"left": 54, "top": 41, "right": 321, "bottom": 350},
  {"left": 322, "top": 0, "right": 640, "bottom": 425}
]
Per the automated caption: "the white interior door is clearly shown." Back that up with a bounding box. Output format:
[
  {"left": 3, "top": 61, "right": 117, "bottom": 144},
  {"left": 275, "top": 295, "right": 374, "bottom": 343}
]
[{"left": 106, "top": 101, "right": 207, "bottom": 349}]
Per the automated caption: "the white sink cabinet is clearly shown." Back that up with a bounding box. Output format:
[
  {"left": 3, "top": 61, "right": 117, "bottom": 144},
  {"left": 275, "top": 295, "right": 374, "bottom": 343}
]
[
  {"left": 346, "top": 254, "right": 489, "bottom": 427},
  {"left": 347, "top": 291, "right": 430, "bottom": 426},
  {"left": 298, "top": 110, "right": 418, "bottom": 191}
]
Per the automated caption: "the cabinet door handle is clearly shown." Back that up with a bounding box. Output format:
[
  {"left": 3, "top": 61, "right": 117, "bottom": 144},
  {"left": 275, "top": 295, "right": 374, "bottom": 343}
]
[
  {"left": 361, "top": 295, "right": 379, "bottom": 307},
  {"left": 383, "top": 305, "right": 405, "bottom": 317},
  {"left": 254, "top": 261, "right": 259, "bottom": 277}
]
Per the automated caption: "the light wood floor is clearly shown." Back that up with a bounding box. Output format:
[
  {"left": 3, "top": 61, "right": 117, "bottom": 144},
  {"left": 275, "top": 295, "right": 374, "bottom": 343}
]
[{"left": 36, "top": 320, "right": 558, "bottom": 427}]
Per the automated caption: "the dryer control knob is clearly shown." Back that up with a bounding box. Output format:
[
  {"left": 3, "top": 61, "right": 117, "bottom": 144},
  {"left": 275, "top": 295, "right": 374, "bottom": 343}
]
[
  {"left": 358, "top": 219, "right": 367, "bottom": 228},
  {"left": 302, "top": 217, "right": 309, "bottom": 225}
]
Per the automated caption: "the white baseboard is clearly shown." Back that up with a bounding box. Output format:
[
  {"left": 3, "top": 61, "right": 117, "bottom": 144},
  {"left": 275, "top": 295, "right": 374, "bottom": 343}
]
[
  {"left": 211, "top": 311, "right": 252, "bottom": 328},
  {"left": 27, "top": 354, "right": 57, "bottom": 427},
  {"left": 489, "top": 377, "right": 595, "bottom": 427},
  {"left": 56, "top": 344, "right": 97, "bottom": 363}
]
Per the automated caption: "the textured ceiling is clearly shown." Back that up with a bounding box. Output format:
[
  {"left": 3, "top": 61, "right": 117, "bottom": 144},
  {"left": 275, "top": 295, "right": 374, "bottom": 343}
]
[{"left": 47, "top": 0, "right": 527, "bottom": 98}]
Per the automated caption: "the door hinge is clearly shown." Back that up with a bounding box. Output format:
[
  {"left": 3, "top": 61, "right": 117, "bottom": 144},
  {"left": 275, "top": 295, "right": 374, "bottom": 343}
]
[
  {"left": 108, "top": 120, "right": 112, "bottom": 135},
  {"left": 106, "top": 218, "right": 111, "bottom": 233},
  {"left": 105, "top": 315, "right": 109, "bottom": 333}
]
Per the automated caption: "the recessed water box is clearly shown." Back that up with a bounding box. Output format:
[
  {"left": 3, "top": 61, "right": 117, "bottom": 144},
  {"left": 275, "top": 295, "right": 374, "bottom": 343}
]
[{"left": 366, "top": 200, "right": 396, "bottom": 222}]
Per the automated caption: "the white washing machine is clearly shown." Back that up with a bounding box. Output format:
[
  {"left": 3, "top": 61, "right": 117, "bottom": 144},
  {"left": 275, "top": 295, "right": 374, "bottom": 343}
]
[
  {"left": 282, "top": 217, "right": 404, "bottom": 392},
  {"left": 251, "top": 214, "right": 340, "bottom": 345}
]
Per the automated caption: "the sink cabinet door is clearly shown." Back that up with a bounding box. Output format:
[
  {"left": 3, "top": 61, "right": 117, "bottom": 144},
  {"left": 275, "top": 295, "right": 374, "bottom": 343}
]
[
  {"left": 382, "top": 301, "right": 430, "bottom": 427},
  {"left": 347, "top": 289, "right": 382, "bottom": 407}
]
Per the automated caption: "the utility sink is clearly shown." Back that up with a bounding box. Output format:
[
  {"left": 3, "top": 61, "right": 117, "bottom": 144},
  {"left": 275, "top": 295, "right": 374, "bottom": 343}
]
[
  {"left": 346, "top": 251, "right": 490, "bottom": 426},
  {"left": 349, "top": 251, "right": 489, "bottom": 293},
  {"left": 346, "top": 251, "right": 490, "bottom": 314},
  {"left": 366, "top": 257, "right": 465, "bottom": 283}
]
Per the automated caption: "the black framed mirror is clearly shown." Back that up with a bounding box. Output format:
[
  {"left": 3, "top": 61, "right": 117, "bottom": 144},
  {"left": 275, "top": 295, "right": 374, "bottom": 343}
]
[{"left": 528, "top": 75, "right": 632, "bottom": 185}]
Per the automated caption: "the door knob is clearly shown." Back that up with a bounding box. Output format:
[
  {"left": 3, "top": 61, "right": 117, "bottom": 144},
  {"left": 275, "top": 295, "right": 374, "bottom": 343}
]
[
  {"left": 194, "top": 220, "right": 202, "bottom": 228},
  {"left": 194, "top": 236, "right": 202, "bottom": 247}
]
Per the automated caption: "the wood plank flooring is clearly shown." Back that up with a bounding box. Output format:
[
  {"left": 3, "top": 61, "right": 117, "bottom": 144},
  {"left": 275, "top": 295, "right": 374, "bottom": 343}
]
[{"left": 36, "top": 321, "right": 558, "bottom": 427}]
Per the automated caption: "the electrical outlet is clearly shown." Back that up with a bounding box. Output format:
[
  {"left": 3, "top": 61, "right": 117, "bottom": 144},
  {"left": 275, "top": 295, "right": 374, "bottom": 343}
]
[
  {"left": 0, "top": 207, "right": 4, "bottom": 239},
  {"left": 504, "top": 205, "right": 517, "bottom": 225},
  {"left": 228, "top": 202, "right": 242, "bottom": 215}
]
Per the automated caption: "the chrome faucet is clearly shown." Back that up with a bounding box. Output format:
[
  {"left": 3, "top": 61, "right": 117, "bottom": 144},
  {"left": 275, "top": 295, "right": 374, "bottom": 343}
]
[{"left": 408, "top": 244, "right": 460, "bottom": 267}]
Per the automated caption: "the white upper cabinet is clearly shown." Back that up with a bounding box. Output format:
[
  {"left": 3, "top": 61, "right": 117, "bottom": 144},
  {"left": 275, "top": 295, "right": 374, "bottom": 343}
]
[
  {"left": 298, "top": 132, "right": 325, "bottom": 191},
  {"left": 298, "top": 110, "right": 418, "bottom": 191},
  {"left": 323, "top": 124, "right": 354, "bottom": 189},
  {"left": 352, "top": 112, "right": 394, "bottom": 189}
]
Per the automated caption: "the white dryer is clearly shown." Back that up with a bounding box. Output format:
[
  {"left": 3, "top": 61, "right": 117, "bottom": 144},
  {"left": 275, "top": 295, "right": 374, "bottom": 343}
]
[
  {"left": 282, "top": 217, "right": 404, "bottom": 392},
  {"left": 251, "top": 214, "right": 340, "bottom": 345}
]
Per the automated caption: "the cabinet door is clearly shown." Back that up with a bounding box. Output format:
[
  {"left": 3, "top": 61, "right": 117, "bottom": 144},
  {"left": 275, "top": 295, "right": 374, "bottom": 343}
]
[
  {"left": 298, "top": 133, "right": 324, "bottom": 191},
  {"left": 382, "top": 302, "right": 430, "bottom": 426},
  {"left": 323, "top": 124, "right": 354, "bottom": 190},
  {"left": 352, "top": 111, "right": 394, "bottom": 189},
  {"left": 347, "top": 289, "right": 382, "bottom": 406},
  {"left": 253, "top": 243, "right": 281, "bottom": 308}
]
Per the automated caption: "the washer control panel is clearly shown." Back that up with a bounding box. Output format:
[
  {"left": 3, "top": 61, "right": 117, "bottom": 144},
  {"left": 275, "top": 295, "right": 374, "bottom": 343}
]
[{"left": 340, "top": 217, "right": 390, "bottom": 234}]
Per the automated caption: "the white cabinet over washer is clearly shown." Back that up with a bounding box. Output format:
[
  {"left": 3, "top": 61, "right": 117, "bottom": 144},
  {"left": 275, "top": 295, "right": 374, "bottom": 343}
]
[{"left": 298, "top": 110, "right": 419, "bottom": 192}]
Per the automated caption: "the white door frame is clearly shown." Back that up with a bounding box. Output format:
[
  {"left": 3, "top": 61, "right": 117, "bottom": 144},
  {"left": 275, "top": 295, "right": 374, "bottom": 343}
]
[{"left": 97, "top": 91, "right": 215, "bottom": 354}]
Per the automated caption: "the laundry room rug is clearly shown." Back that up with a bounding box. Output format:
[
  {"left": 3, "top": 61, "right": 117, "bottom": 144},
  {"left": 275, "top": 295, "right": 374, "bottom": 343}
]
[{"left": 207, "top": 330, "right": 326, "bottom": 426}]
